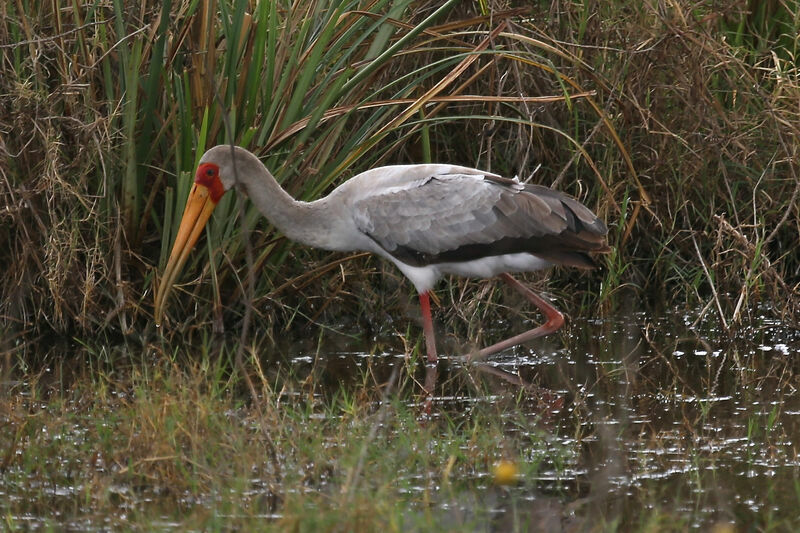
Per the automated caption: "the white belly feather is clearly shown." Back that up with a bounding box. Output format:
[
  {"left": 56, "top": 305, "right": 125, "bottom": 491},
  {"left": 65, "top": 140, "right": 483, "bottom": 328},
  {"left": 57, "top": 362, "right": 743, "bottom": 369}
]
[{"left": 390, "top": 253, "right": 553, "bottom": 293}]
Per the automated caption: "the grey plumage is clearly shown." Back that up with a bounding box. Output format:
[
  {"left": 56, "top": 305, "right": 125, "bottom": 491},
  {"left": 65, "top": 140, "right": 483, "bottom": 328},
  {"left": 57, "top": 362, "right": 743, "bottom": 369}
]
[{"left": 348, "top": 167, "right": 608, "bottom": 269}]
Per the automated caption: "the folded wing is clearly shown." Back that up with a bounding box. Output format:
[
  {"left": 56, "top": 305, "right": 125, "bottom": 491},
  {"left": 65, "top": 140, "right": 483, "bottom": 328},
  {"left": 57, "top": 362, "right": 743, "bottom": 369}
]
[{"left": 351, "top": 171, "right": 609, "bottom": 269}]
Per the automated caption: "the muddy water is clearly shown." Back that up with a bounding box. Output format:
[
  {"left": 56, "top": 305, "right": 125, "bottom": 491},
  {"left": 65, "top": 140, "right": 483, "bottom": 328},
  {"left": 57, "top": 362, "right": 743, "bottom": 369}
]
[
  {"left": 546, "top": 310, "right": 800, "bottom": 528},
  {"left": 3, "top": 304, "right": 800, "bottom": 529},
  {"left": 287, "top": 305, "right": 800, "bottom": 528}
]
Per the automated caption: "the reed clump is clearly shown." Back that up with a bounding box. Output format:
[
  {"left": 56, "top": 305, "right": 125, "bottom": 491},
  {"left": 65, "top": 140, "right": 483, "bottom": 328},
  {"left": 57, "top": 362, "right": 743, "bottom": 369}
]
[{"left": 1, "top": 0, "right": 798, "bottom": 353}]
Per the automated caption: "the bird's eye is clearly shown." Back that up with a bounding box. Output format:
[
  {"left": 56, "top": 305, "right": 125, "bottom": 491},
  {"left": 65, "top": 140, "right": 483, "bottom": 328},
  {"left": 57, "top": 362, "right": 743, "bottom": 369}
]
[{"left": 206, "top": 168, "right": 214, "bottom": 176}]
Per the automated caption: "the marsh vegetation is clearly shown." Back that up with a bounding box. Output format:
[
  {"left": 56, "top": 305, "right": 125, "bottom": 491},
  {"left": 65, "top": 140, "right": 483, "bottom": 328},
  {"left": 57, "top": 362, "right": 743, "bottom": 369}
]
[{"left": 2, "top": 0, "right": 799, "bottom": 529}]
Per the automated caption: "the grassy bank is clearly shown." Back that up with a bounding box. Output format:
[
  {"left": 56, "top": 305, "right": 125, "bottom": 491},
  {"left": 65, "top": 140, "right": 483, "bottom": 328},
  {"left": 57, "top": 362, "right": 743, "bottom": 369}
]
[{"left": 1, "top": 348, "right": 572, "bottom": 530}]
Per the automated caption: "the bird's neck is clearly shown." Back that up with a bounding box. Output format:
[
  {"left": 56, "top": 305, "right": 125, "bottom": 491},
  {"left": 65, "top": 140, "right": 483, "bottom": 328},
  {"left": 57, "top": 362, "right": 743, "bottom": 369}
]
[{"left": 237, "top": 164, "right": 342, "bottom": 251}]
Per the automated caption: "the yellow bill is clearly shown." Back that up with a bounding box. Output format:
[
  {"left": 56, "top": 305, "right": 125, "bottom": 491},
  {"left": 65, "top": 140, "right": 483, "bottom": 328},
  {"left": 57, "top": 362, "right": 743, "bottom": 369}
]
[{"left": 154, "top": 182, "right": 219, "bottom": 324}]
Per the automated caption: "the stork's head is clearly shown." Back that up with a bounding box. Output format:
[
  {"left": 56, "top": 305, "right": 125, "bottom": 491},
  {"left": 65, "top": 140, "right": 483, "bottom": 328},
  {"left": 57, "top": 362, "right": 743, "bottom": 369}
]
[
  {"left": 154, "top": 145, "right": 247, "bottom": 324},
  {"left": 195, "top": 144, "right": 257, "bottom": 196}
]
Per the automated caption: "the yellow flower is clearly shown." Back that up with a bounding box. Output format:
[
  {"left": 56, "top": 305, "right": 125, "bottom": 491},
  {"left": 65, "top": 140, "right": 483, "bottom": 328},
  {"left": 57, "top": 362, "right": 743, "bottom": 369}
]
[{"left": 493, "top": 460, "right": 519, "bottom": 485}]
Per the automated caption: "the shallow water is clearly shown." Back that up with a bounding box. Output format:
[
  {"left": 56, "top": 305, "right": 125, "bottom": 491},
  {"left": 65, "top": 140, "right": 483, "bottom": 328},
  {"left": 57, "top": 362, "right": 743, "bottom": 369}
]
[
  {"left": 282, "top": 305, "right": 800, "bottom": 528},
  {"left": 3, "top": 304, "right": 800, "bottom": 529}
]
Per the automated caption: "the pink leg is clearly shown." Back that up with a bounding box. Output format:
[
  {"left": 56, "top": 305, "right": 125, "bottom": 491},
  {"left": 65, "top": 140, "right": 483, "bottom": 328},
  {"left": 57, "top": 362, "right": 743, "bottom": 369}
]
[
  {"left": 418, "top": 291, "right": 438, "bottom": 364},
  {"left": 467, "top": 273, "right": 565, "bottom": 362},
  {"left": 421, "top": 363, "right": 437, "bottom": 416}
]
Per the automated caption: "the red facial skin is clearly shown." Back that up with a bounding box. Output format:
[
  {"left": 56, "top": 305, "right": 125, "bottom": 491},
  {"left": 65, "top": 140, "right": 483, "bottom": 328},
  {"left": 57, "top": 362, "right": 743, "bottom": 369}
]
[
  {"left": 195, "top": 163, "right": 226, "bottom": 203},
  {"left": 154, "top": 161, "right": 225, "bottom": 323}
]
